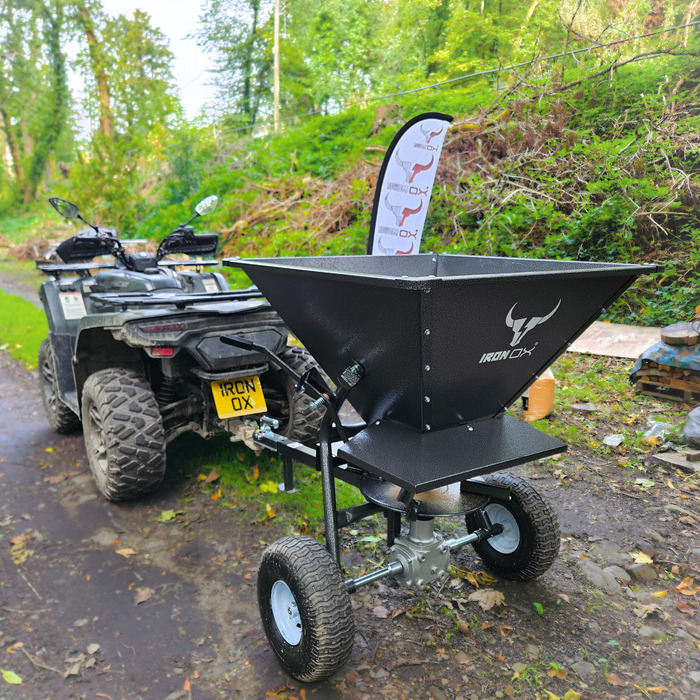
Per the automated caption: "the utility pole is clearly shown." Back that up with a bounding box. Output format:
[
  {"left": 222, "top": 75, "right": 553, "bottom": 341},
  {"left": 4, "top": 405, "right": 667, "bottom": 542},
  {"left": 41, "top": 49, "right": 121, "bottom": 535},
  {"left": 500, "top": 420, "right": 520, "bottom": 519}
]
[{"left": 273, "top": 0, "right": 280, "bottom": 134}]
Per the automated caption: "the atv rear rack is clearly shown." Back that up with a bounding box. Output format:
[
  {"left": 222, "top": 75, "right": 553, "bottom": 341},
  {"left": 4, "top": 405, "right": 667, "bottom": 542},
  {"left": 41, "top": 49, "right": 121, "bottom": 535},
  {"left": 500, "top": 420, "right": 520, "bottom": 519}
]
[
  {"left": 38, "top": 259, "right": 221, "bottom": 279},
  {"left": 90, "top": 287, "right": 262, "bottom": 310}
]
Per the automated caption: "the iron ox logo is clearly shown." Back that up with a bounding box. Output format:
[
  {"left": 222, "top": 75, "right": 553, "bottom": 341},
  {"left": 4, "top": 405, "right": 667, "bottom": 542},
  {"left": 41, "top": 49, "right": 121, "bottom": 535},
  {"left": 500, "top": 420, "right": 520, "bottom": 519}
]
[{"left": 479, "top": 299, "right": 561, "bottom": 364}]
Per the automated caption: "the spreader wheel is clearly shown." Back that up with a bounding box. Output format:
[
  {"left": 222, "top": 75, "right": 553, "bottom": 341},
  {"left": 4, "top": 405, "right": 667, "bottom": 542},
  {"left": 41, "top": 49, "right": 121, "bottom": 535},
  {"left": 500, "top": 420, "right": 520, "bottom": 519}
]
[
  {"left": 465, "top": 472, "right": 560, "bottom": 581},
  {"left": 258, "top": 536, "right": 354, "bottom": 682}
]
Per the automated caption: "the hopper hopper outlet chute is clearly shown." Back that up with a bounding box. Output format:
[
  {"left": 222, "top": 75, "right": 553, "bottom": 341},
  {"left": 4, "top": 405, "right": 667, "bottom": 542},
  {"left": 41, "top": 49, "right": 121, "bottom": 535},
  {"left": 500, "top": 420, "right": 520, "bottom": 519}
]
[{"left": 222, "top": 252, "right": 657, "bottom": 684}]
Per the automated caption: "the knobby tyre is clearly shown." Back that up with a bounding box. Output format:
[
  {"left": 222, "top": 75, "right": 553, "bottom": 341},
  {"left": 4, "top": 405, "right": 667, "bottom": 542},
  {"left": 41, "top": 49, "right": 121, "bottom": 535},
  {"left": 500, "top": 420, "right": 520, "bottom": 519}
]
[
  {"left": 38, "top": 338, "right": 81, "bottom": 433},
  {"left": 258, "top": 536, "right": 355, "bottom": 682},
  {"left": 465, "top": 472, "right": 560, "bottom": 580},
  {"left": 81, "top": 368, "right": 166, "bottom": 501}
]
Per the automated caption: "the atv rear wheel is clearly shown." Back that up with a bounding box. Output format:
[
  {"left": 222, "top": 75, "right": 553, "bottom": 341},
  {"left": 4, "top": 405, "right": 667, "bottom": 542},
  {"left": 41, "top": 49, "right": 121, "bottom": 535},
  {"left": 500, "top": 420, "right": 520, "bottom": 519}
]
[
  {"left": 38, "top": 338, "right": 81, "bottom": 434},
  {"left": 262, "top": 346, "right": 326, "bottom": 443},
  {"left": 82, "top": 368, "right": 166, "bottom": 501}
]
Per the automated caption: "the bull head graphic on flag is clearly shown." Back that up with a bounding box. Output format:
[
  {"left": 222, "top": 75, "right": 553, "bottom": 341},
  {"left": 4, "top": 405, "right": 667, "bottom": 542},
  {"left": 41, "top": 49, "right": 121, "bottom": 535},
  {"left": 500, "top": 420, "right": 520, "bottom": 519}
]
[
  {"left": 367, "top": 112, "right": 453, "bottom": 256},
  {"left": 394, "top": 151, "right": 435, "bottom": 184}
]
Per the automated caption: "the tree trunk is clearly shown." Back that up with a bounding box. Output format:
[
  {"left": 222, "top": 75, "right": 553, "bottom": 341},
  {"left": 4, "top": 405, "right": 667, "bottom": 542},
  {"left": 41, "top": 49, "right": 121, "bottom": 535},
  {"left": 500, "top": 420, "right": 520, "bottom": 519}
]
[
  {"left": 76, "top": 2, "right": 113, "bottom": 138},
  {"left": 0, "top": 108, "right": 26, "bottom": 193}
]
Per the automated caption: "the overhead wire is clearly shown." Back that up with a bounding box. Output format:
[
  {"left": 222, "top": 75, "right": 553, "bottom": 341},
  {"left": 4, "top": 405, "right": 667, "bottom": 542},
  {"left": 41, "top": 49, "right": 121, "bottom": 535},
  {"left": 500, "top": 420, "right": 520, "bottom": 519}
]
[{"left": 214, "top": 19, "right": 700, "bottom": 138}]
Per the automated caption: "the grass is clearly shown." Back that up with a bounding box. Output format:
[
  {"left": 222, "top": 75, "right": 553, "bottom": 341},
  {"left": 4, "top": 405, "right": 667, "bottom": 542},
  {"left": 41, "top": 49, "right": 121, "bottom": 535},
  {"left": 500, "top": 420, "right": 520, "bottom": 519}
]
[
  {"left": 0, "top": 260, "right": 45, "bottom": 288},
  {"left": 0, "top": 289, "right": 47, "bottom": 368},
  {"left": 167, "top": 433, "right": 365, "bottom": 534}
]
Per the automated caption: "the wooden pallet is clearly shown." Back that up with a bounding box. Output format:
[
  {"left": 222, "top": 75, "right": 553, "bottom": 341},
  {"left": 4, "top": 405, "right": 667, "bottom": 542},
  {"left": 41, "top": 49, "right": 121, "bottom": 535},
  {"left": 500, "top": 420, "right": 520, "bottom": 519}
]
[{"left": 635, "top": 380, "right": 700, "bottom": 404}]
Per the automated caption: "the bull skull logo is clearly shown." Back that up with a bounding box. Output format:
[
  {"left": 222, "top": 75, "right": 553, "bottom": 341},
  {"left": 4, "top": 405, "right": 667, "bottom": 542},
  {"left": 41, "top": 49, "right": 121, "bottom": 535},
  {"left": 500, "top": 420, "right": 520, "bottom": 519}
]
[
  {"left": 394, "top": 150, "right": 435, "bottom": 183},
  {"left": 377, "top": 236, "right": 414, "bottom": 255},
  {"left": 420, "top": 123, "right": 444, "bottom": 144},
  {"left": 505, "top": 299, "right": 561, "bottom": 347},
  {"left": 383, "top": 194, "right": 423, "bottom": 227}
]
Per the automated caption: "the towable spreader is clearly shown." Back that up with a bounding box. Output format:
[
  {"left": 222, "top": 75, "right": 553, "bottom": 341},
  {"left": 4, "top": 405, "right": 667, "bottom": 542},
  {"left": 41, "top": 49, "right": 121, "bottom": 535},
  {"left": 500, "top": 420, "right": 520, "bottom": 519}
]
[{"left": 222, "top": 253, "right": 655, "bottom": 682}]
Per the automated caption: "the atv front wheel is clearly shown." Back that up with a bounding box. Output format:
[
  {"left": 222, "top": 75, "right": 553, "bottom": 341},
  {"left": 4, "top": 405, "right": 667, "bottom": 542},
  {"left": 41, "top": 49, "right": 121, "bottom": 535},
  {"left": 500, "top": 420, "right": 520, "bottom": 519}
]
[
  {"left": 465, "top": 472, "right": 560, "bottom": 580},
  {"left": 38, "top": 338, "right": 81, "bottom": 433},
  {"left": 81, "top": 368, "right": 166, "bottom": 501},
  {"left": 263, "top": 346, "right": 326, "bottom": 443}
]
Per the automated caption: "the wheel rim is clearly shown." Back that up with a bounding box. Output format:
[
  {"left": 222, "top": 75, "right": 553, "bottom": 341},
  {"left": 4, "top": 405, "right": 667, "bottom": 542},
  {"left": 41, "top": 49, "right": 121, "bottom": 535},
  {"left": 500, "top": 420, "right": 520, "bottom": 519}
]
[
  {"left": 271, "top": 580, "right": 302, "bottom": 646},
  {"left": 41, "top": 357, "right": 57, "bottom": 411},
  {"left": 484, "top": 503, "right": 521, "bottom": 554},
  {"left": 86, "top": 402, "right": 109, "bottom": 475}
]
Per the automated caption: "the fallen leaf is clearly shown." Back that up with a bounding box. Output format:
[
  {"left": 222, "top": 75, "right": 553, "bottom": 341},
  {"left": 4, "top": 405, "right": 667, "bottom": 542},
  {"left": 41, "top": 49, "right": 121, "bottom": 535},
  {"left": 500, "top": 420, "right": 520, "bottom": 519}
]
[
  {"left": 606, "top": 672, "right": 627, "bottom": 686},
  {"left": 156, "top": 510, "right": 178, "bottom": 523},
  {"left": 468, "top": 588, "right": 505, "bottom": 611},
  {"left": 676, "top": 577, "right": 700, "bottom": 596},
  {"left": 391, "top": 609, "right": 405, "bottom": 619},
  {"left": 96, "top": 694, "right": 112, "bottom": 698},
  {"left": 45, "top": 447, "right": 55, "bottom": 453},
  {"left": 197, "top": 474, "right": 207, "bottom": 481},
  {"left": 193, "top": 670, "right": 199, "bottom": 679},
  {"left": 74, "top": 619, "right": 88, "bottom": 627},
  {"left": 134, "top": 587, "right": 155, "bottom": 605},
  {"left": 211, "top": 489, "right": 222, "bottom": 501},
  {"left": 183, "top": 679, "right": 191, "bottom": 691},
  {"left": 266, "top": 503, "right": 276, "bottom": 518},
  {"left": 44, "top": 473, "right": 68, "bottom": 484},
  {"left": 643, "top": 435, "right": 660, "bottom": 447},
  {"left": 629, "top": 550, "right": 654, "bottom": 564},
  {"left": 542, "top": 690, "right": 560, "bottom": 700},
  {"left": 246, "top": 465, "right": 259, "bottom": 483},
  {"left": 557, "top": 592, "right": 570, "bottom": 603},
  {"left": 64, "top": 661, "right": 82, "bottom": 678},
  {"left": 84, "top": 657, "right": 95, "bottom": 669},
  {"left": 633, "top": 603, "right": 669, "bottom": 620},
  {"left": 115, "top": 548, "right": 137, "bottom": 558},
  {"left": 204, "top": 469, "right": 219, "bottom": 484},
  {"left": 647, "top": 688, "right": 664, "bottom": 694},
  {"left": 373, "top": 605, "right": 389, "bottom": 618},
  {"left": 457, "top": 620, "right": 470, "bottom": 634},
  {"left": 504, "top": 685, "right": 514, "bottom": 698},
  {"left": 499, "top": 626, "right": 513, "bottom": 636},
  {"left": 1, "top": 669, "right": 22, "bottom": 684},
  {"left": 563, "top": 691, "right": 582, "bottom": 700}
]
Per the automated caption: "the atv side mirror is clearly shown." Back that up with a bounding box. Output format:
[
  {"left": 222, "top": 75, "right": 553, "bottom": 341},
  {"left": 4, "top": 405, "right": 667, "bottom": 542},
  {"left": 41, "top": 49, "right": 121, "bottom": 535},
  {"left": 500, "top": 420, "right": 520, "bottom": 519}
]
[
  {"left": 195, "top": 195, "right": 218, "bottom": 218},
  {"left": 49, "top": 197, "right": 80, "bottom": 219}
]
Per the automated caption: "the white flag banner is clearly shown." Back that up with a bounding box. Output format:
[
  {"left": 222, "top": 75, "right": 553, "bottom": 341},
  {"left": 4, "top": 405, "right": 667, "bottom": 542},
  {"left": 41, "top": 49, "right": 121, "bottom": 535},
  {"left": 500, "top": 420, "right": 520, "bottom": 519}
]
[{"left": 367, "top": 112, "right": 453, "bottom": 255}]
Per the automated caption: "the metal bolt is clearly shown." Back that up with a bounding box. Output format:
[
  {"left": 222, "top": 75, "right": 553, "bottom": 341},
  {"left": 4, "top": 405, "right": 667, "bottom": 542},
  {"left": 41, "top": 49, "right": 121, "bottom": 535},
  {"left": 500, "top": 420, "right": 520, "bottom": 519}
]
[
  {"left": 420, "top": 555, "right": 426, "bottom": 562},
  {"left": 376, "top": 421, "right": 381, "bottom": 425},
  {"left": 424, "top": 364, "right": 430, "bottom": 371},
  {"left": 431, "top": 566, "right": 438, "bottom": 574},
  {"left": 424, "top": 329, "right": 430, "bottom": 335},
  {"left": 424, "top": 396, "right": 430, "bottom": 403},
  {"left": 425, "top": 424, "right": 431, "bottom": 431},
  {"left": 467, "top": 426, "right": 473, "bottom": 432},
  {"left": 432, "top": 257, "right": 436, "bottom": 262},
  {"left": 416, "top": 579, "right": 425, "bottom": 589}
]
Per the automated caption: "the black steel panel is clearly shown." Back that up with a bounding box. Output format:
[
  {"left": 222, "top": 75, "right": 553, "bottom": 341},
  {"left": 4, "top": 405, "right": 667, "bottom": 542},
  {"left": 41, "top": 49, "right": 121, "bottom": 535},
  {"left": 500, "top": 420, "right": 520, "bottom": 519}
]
[
  {"left": 226, "top": 254, "right": 655, "bottom": 431},
  {"left": 338, "top": 415, "right": 566, "bottom": 492}
]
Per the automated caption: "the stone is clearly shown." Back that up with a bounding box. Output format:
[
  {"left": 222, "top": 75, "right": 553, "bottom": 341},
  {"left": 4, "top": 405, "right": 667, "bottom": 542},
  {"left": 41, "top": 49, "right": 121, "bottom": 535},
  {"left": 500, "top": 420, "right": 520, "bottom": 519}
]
[
  {"left": 370, "top": 669, "right": 389, "bottom": 679},
  {"left": 572, "top": 661, "right": 596, "bottom": 677},
  {"left": 604, "top": 565, "right": 631, "bottom": 584},
  {"left": 571, "top": 403, "right": 599, "bottom": 414},
  {"left": 639, "top": 625, "right": 664, "bottom": 640},
  {"left": 428, "top": 687, "right": 447, "bottom": 700},
  {"left": 647, "top": 530, "right": 665, "bottom": 544},
  {"left": 90, "top": 528, "right": 119, "bottom": 547},
  {"left": 587, "top": 620, "right": 601, "bottom": 633},
  {"left": 526, "top": 644, "right": 540, "bottom": 659},
  {"left": 164, "top": 692, "right": 188, "bottom": 700},
  {"left": 627, "top": 563, "right": 658, "bottom": 581},
  {"left": 210, "top": 663, "right": 233, "bottom": 680},
  {"left": 690, "top": 548, "right": 700, "bottom": 562},
  {"left": 626, "top": 589, "right": 656, "bottom": 604},
  {"left": 578, "top": 559, "right": 621, "bottom": 595},
  {"left": 511, "top": 663, "right": 526, "bottom": 674},
  {"left": 589, "top": 540, "right": 628, "bottom": 567},
  {"left": 689, "top": 671, "right": 700, "bottom": 684},
  {"left": 634, "top": 540, "right": 658, "bottom": 558}
]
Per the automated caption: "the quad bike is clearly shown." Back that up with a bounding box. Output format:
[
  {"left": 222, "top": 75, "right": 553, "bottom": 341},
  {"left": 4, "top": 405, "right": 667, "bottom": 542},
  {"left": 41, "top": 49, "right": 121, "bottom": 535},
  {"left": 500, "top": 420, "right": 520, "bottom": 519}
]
[
  {"left": 37, "top": 195, "right": 325, "bottom": 501},
  {"left": 216, "top": 252, "right": 657, "bottom": 682}
]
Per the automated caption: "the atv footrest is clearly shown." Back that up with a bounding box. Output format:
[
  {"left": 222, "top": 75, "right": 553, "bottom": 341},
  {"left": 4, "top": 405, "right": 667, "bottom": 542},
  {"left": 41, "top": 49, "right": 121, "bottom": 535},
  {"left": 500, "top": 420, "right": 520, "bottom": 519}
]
[{"left": 338, "top": 415, "right": 565, "bottom": 493}]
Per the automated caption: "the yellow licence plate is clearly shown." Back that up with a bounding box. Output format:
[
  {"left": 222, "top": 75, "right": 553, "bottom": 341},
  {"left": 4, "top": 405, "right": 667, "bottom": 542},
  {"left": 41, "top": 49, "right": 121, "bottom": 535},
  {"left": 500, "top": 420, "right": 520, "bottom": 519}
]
[{"left": 211, "top": 375, "right": 268, "bottom": 419}]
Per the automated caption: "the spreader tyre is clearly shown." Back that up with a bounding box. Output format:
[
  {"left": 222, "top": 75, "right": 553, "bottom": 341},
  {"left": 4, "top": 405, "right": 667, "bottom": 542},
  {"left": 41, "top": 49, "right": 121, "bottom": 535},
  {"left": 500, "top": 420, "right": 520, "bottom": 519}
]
[
  {"left": 81, "top": 368, "right": 166, "bottom": 501},
  {"left": 38, "top": 339, "right": 81, "bottom": 433},
  {"left": 465, "top": 472, "right": 560, "bottom": 580},
  {"left": 258, "top": 536, "right": 354, "bottom": 682},
  {"left": 263, "top": 346, "right": 327, "bottom": 443}
]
